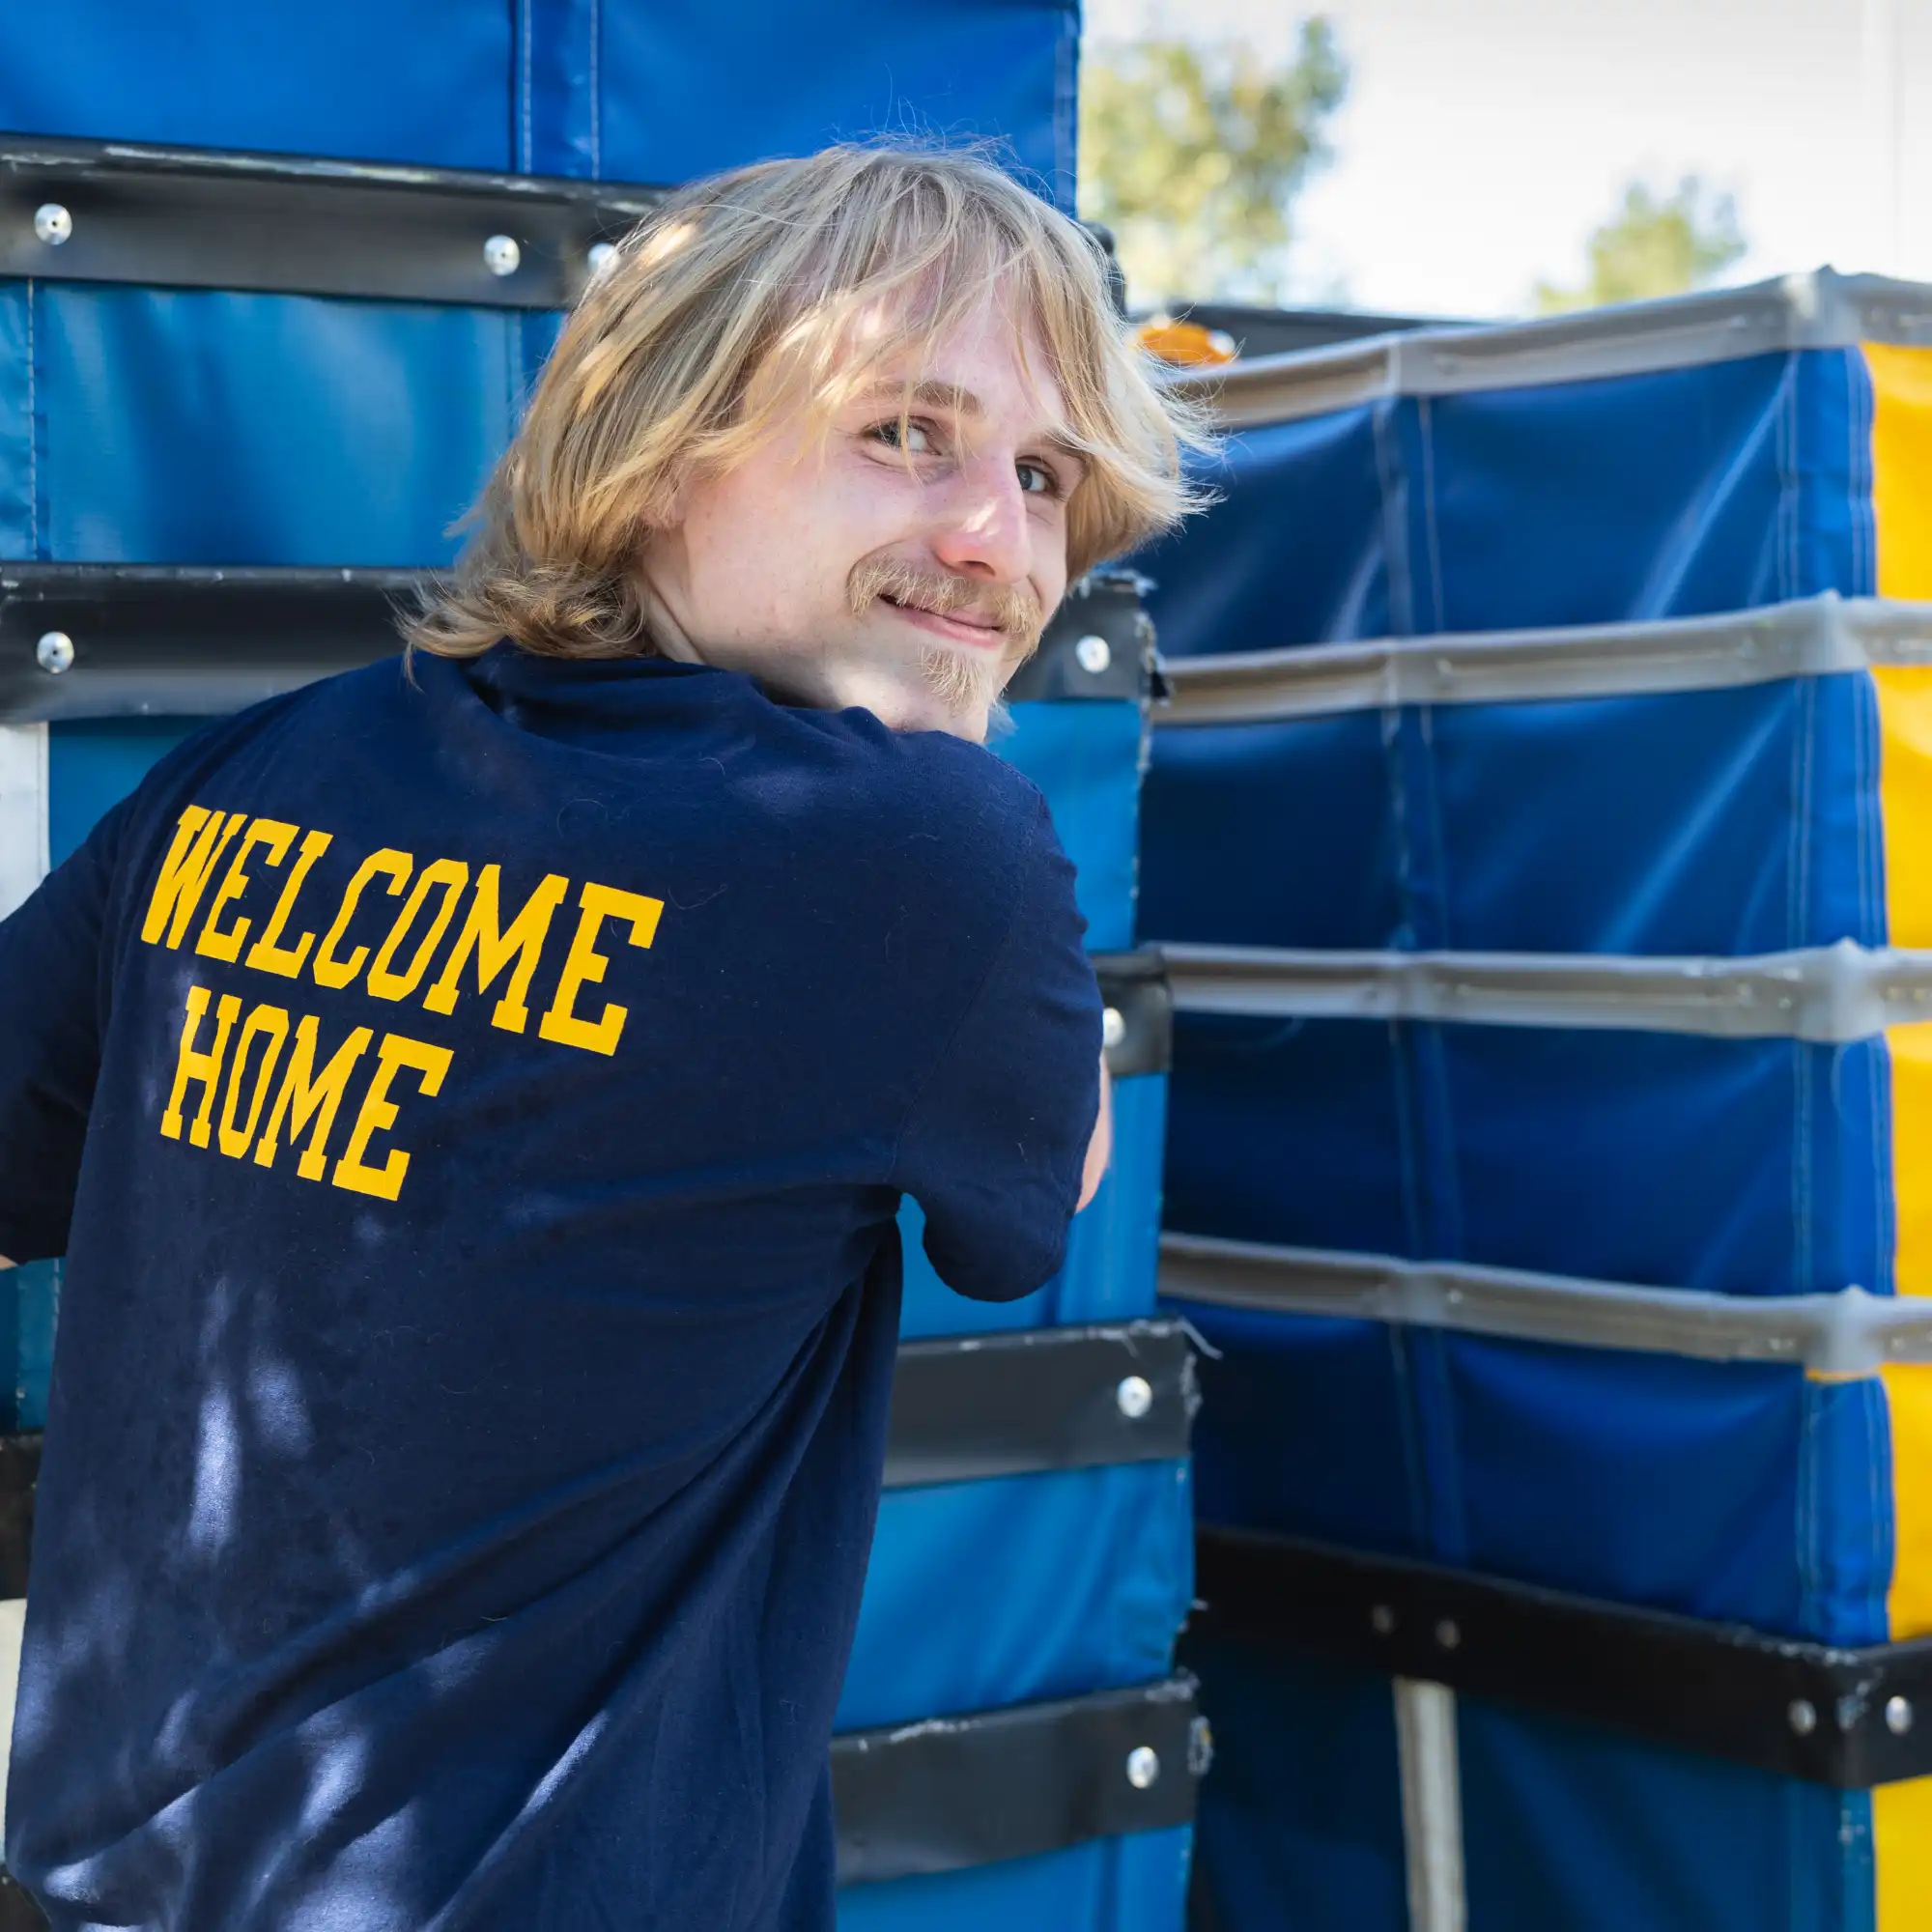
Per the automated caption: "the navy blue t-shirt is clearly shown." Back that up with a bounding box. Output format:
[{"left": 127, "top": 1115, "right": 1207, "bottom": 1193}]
[{"left": 0, "top": 646, "right": 1100, "bottom": 1930}]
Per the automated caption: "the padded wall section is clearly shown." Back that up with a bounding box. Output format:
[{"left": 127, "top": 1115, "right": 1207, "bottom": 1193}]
[
  {"left": 837, "top": 1825, "right": 1194, "bottom": 1930},
  {"left": 1141, "top": 348, "right": 1873, "bottom": 657},
  {"left": 0, "top": 0, "right": 514, "bottom": 168},
  {"left": 1458, "top": 1698, "right": 1873, "bottom": 1932},
  {"left": 0, "top": 0, "right": 1079, "bottom": 197},
  {"left": 1181, "top": 1636, "right": 1409, "bottom": 1932},
  {"left": 1165, "top": 1016, "right": 1890, "bottom": 1299},
  {"left": 1143, "top": 676, "right": 1885, "bottom": 958},
  {"left": 839, "top": 1461, "right": 1192, "bottom": 1732},
  {"left": 1173, "top": 1300, "right": 1890, "bottom": 1644}
]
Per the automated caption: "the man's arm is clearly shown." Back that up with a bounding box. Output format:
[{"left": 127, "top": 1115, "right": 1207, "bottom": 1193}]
[
  {"left": 891, "top": 798, "right": 1103, "bottom": 1302},
  {"left": 1077, "top": 1057, "right": 1112, "bottom": 1212}
]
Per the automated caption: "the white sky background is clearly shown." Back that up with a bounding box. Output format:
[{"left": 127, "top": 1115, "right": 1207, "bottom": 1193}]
[{"left": 1082, "top": 0, "right": 1932, "bottom": 319}]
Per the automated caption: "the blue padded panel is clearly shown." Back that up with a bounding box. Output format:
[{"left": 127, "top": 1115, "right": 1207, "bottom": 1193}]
[
  {"left": 1142, "top": 711, "right": 1404, "bottom": 952},
  {"left": 998, "top": 700, "right": 1146, "bottom": 953},
  {"left": 9, "top": 284, "right": 551, "bottom": 568},
  {"left": 1136, "top": 408, "right": 1391, "bottom": 658},
  {"left": 1459, "top": 1697, "right": 1873, "bottom": 1932},
  {"left": 1143, "top": 675, "right": 1885, "bottom": 959},
  {"left": 1176, "top": 1304, "right": 1891, "bottom": 1643},
  {"left": 1173, "top": 1300, "right": 1422, "bottom": 1560},
  {"left": 596, "top": 1, "right": 1079, "bottom": 206},
  {"left": 1140, "top": 348, "right": 1871, "bottom": 655},
  {"left": 1164, "top": 1015, "right": 1420, "bottom": 1261},
  {"left": 1166, "top": 1016, "right": 1889, "bottom": 1299},
  {"left": 0, "top": 0, "right": 513, "bottom": 170},
  {"left": 837, "top": 1826, "right": 1193, "bottom": 1932},
  {"left": 1437, "top": 1338, "right": 1889, "bottom": 1643},
  {"left": 839, "top": 1460, "right": 1192, "bottom": 1732},
  {"left": 1182, "top": 1635, "right": 1408, "bottom": 1932}
]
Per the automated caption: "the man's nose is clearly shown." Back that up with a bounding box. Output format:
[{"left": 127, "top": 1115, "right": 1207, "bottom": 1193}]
[{"left": 926, "top": 458, "right": 1032, "bottom": 583}]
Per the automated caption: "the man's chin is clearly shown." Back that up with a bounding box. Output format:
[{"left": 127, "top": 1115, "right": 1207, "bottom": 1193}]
[{"left": 821, "top": 662, "right": 995, "bottom": 742}]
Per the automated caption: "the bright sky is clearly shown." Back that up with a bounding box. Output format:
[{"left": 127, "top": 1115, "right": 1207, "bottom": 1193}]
[{"left": 1083, "top": 0, "right": 1932, "bottom": 319}]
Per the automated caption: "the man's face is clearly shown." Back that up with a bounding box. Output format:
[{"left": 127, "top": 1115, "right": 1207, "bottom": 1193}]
[{"left": 638, "top": 292, "right": 1080, "bottom": 741}]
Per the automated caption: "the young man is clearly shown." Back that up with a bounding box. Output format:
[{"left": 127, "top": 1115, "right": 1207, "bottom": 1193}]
[{"left": 0, "top": 146, "right": 1202, "bottom": 1928}]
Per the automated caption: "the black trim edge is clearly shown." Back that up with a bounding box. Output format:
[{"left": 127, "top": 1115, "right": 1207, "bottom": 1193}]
[
  {"left": 884, "top": 1321, "right": 1194, "bottom": 1490},
  {"left": 0, "top": 1436, "right": 37, "bottom": 1602},
  {"left": 1006, "top": 571, "right": 1154, "bottom": 704},
  {"left": 0, "top": 564, "right": 1158, "bottom": 724},
  {"left": 1093, "top": 948, "right": 1173, "bottom": 1078},
  {"left": 833, "top": 1675, "right": 1206, "bottom": 1885},
  {"left": 0, "top": 135, "right": 662, "bottom": 308},
  {"left": 1195, "top": 1524, "right": 1932, "bottom": 1788}
]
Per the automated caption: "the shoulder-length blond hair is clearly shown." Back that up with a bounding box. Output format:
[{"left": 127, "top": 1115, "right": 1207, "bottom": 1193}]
[{"left": 404, "top": 143, "right": 1212, "bottom": 662}]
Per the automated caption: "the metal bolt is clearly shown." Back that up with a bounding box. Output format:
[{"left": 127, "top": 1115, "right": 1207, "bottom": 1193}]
[
  {"left": 1125, "top": 1745, "right": 1160, "bottom": 1789},
  {"left": 1435, "top": 1618, "right": 1462, "bottom": 1652},
  {"left": 1889, "top": 1695, "right": 1915, "bottom": 1736},
  {"left": 33, "top": 204, "right": 71, "bottom": 245},
  {"left": 1074, "top": 633, "right": 1112, "bottom": 675},
  {"left": 1116, "top": 1375, "right": 1153, "bottom": 1420},
  {"left": 1788, "top": 1698, "right": 1818, "bottom": 1736},
  {"left": 1370, "top": 1604, "right": 1396, "bottom": 1636},
  {"left": 587, "top": 241, "right": 618, "bottom": 278},
  {"left": 1102, "top": 1006, "right": 1126, "bottom": 1050},
  {"left": 36, "top": 631, "right": 73, "bottom": 674},
  {"left": 483, "top": 234, "right": 523, "bottom": 277}
]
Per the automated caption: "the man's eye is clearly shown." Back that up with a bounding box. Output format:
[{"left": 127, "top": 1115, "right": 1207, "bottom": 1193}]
[
  {"left": 871, "top": 419, "right": 934, "bottom": 455},
  {"left": 1017, "top": 459, "right": 1063, "bottom": 498}
]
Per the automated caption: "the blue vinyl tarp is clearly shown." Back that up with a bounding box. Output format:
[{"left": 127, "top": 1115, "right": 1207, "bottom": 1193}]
[
  {"left": 2, "top": 0, "right": 1079, "bottom": 202},
  {"left": 1138, "top": 347, "right": 1873, "bottom": 659}
]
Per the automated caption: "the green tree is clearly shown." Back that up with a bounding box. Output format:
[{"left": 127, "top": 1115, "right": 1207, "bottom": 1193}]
[
  {"left": 1534, "top": 176, "right": 1747, "bottom": 314},
  {"left": 1078, "top": 20, "right": 1348, "bottom": 308}
]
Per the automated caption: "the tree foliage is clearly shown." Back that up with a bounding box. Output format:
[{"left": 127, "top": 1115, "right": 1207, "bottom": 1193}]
[
  {"left": 1078, "top": 20, "right": 1348, "bottom": 308},
  {"left": 1534, "top": 176, "right": 1747, "bottom": 314}
]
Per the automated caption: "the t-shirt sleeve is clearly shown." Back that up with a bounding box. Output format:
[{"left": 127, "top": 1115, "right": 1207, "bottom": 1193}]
[
  {"left": 0, "top": 803, "right": 127, "bottom": 1262},
  {"left": 889, "top": 795, "right": 1102, "bottom": 1302}
]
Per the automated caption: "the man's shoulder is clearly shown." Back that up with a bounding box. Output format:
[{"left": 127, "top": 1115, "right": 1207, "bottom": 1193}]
[{"left": 786, "top": 707, "right": 1051, "bottom": 881}]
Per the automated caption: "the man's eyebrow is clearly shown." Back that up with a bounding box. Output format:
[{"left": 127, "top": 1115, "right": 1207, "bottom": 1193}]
[{"left": 854, "top": 378, "right": 1088, "bottom": 472}]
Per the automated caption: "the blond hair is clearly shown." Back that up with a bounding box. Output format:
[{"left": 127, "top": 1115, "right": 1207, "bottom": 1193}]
[{"left": 404, "top": 143, "right": 1212, "bottom": 662}]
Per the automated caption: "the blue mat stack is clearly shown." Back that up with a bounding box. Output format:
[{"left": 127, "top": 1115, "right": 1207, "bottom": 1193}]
[
  {"left": 0, "top": 7, "right": 1203, "bottom": 1922},
  {"left": 1138, "top": 281, "right": 1932, "bottom": 1931}
]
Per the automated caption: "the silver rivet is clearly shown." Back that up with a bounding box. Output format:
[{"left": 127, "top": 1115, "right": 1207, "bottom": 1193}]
[
  {"left": 587, "top": 241, "right": 618, "bottom": 278},
  {"left": 1435, "top": 1618, "right": 1461, "bottom": 1652},
  {"left": 1889, "top": 1695, "right": 1915, "bottom": 1735},
  {"left": 1102, "top": 1007, "right": 1126, "bottom": 1050},
  {"left": 1370, "top": 1604, "right": 1396, "bottom": 1636},
  {"left": 1789, "top": 1698, "right": 1818, "bottom": 1736},
  {"left": 1116, "top": 1375, "right": 1153, "bottom": 1420},
  {"left": 36, "top": 631, "right": 73, "bottom": 674},
  {"left": 1125, "top": 1745, "right": 1160, "bottom": 1789},
  {"left": 1074, "top": 633, "right": 1112, "bottom": 675},
  {"left": 33, "top": 204, "right": 71, "bottom": 245},
  {"left": 483, "top": 234, "right": 523, "bottom": 277}
]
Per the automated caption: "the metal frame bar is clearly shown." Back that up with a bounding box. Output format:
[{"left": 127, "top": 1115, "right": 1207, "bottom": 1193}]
[
  {"left": 1156, "top": 593, "right": 1932, "bottom": 726},
  {"left": 1169, "top": 268, "right": 1932, "bottom": 429},
  {"left": 1160, "top": 938, "right": 1932, "bottom": 1043},
  {"left": 1194, "top": 1526, "right": 1932, "bottom": 1788},
  {"left": 1159, "top": 1231, "right": 1932, "bottom": 1375}
]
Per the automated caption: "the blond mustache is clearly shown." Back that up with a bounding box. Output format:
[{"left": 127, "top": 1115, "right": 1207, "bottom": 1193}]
[{"left": 846, "top": 557, "right": 1045, "bottom": 663}]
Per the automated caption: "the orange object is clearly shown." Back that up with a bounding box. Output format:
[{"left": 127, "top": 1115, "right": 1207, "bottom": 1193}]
[{"left": 1134, "top": 317, "right": 1238, "bottom": 367}]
